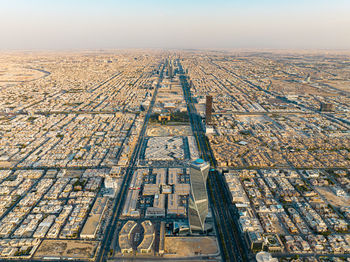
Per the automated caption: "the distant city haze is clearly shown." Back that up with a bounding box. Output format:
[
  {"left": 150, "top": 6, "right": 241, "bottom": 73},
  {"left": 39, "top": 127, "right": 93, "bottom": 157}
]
[{"left": 1, "top": 0, "right": 350, "bottom": 50}]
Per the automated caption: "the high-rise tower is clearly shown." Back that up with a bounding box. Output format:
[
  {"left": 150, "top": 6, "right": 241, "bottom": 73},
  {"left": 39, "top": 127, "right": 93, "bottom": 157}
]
[
  {"left": 320, "top": 102, "right": 334, "bottom": 112},
  {"left": 168, "top": 60, "right": 173, "bottom": 79},
  {"left": 188, "top": 159, "right": 210, "bottom": 233},
  {"left": 205, "top": 95, "right": 213, "bottom": 124}
]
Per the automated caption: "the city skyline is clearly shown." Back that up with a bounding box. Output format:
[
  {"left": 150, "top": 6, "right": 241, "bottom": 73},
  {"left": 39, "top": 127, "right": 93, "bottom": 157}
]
[
  {"left": 0, "top": 1, "right": 350, "bottom": 261},
  {"left": 0, "top": 0, "right": 350, "bottom": 50},
  {"left": 0, "top": 45, "right": 349, "bottom": 261}
]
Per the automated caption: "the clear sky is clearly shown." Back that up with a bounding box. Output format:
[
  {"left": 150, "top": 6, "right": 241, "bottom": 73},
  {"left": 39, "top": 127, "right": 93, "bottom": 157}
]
[{"left": 0, "top": 0, "right": 349, "bottom": 50}]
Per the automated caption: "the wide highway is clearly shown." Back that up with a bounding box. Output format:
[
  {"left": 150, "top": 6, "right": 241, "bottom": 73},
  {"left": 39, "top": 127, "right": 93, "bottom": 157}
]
[
  {"left": 96, "top": 62, "right": 165, "bottom": 262},
  {"left": 178, "top": 60, "right": 249, "bottom": 262}
]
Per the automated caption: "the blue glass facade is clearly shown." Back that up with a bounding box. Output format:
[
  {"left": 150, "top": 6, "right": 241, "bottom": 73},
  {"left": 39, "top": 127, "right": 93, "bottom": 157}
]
[{"left": 188, "top": 159, "right": 210, "bottom": 232}]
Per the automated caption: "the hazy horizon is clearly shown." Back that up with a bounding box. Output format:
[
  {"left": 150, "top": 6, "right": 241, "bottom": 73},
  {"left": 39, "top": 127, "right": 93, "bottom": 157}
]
[{"left": 1, "top": 0, "right": 350, "bottom": 50}]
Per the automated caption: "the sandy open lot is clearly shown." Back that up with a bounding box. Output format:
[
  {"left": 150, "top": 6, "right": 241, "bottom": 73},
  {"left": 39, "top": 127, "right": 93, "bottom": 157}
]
[
  {"left": 324, "top": 80, "right": 350, "bottom": 92},
  {"left": 0, "top": 66, "right": 47, "bottom": 83},
  {"left": 317, "top": 186, "right": 350, "bottom": 207},
  {"left": 34, "top": 240, "right": 99, "bottom": 259},
  {"left": 164, "top": 236, "right": 219, "bottom": 257},
  {"left": 147, "top": 125, "right": 192, "bottom": 137}
]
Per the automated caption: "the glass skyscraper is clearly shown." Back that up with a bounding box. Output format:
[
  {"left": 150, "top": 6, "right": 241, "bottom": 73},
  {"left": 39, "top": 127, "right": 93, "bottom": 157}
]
[{"left": 188, "top": 158, "right": 210, "bottom": 233}]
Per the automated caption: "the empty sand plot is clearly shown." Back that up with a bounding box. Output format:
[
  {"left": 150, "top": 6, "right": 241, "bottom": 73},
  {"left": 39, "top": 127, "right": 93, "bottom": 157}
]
[
  {"left": 34, "top": 240, "right": 98, "bottom": 259},
  {"left": 317, "top": 187, "right": 350, "bottom": 207},
  {"left": 147, "top": 125, "right": 192, "bottom": 137},
  {"left": 164, "top": 237, "right": 219, "bottom": 257},
  {"left": 0, "top": 66, "right": 47, "bottom": 83}
]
